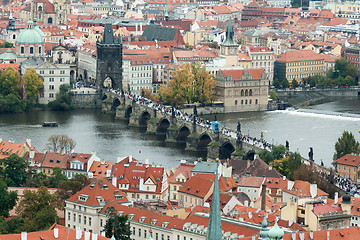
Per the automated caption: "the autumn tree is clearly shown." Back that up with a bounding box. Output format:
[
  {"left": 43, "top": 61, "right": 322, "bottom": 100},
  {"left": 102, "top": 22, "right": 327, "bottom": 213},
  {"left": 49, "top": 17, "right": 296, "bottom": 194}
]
[
  {"left": 140, "top": 88, "right": 159, "bottom": 102},
  {"left": 46, "top": 134, "right": 76, "bottom": 153},
  {"left": 158, "top": 63, "right": 215, "bottom": 107},
  {"left": 0, "top": 66, "right": 21, "bottom": 97},
  {"left": 23, "top": 68, "right": 43, "bottom": 103}
]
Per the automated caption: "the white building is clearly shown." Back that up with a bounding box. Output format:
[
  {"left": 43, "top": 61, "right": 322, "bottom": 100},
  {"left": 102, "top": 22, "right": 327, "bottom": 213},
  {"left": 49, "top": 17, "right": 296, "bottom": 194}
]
[{"left": 20, "top": 58, "right": 70, "bottom": 104}]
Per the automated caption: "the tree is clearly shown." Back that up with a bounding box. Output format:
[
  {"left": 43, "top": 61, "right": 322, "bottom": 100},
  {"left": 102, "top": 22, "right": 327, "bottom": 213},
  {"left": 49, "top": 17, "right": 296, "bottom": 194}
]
[
  {"left": 0, "top": 42, "right": 13, "bottom": 48},
  {"left": 258, "top": 149, "right": 274, "bottom": 164},
  {"left": 271, "top": 144, "right": 287, "bottom": 160},
  {"left": 21, "top": 205, "right": 58, "bottom": 232},
  {"left": 0, "top": 178, "right": 17, "bottom": 218},
  {"left": 103, "top": 207, "right": 131, "bottom": 240},
  {"left": 333, "top": 131, "right": 360, "bottom": 160},
  {"left": 57, "top": 174, "right": 91, "bottom": 210},
  {"left": 140, "top": 88, "right": 159, "bottom": 102},
  {"left": 48, "top": 167, "right": 68, "bottom": 188},
  {"left": 0, "top": 217, "right": 24, "bottom": 234},
  {"left": 46, "top": 134, "right": 76, "bottom": 154},
  {"left": 0, "top": 66, "right": 21, "bottom": 97},
  {"left": 158, "top": 63, "right": 215, "bottom": 107},
  {"left": 327, "top": 58, "right": 357, "bottom": 80},
  {"left": 281, "top": 79, "right": 290, "bottom": 89},
  {"left": 48, "top": 84, "right": 74, "bottom": 111},
  {"left": 23, "top": 68, "right": 43, "bottom": 103},
  {"left": 287, "top": 152, "right": 302, "bottom": 179},
  {"left": 16, "top": 186, "right": 60, "bottom": 221},
  {"left": 272, "top": 78, "right": 281, "bottom": 89},
  {"left": 291, "top": 79, "right": 298, "bottom": 88},
  {"left": 0, "top": 154, "right": 30, "bottom": 187}
]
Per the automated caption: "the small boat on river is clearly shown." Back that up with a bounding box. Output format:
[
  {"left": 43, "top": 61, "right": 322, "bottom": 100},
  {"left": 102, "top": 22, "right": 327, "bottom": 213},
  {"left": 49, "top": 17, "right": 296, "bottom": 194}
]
[{"left": 42, "top": 122, "right": 58, "bottom": 127}]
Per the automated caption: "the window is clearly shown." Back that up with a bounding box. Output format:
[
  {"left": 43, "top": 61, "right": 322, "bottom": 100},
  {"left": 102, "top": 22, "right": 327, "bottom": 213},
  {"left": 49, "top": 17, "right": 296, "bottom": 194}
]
[
  {"left": 49, "top": 70, "right": 54, "bottom": 74},
  {"left": 60, "top": 70, "right": 65, "bottom": 74},
  {"left": 68, "top": 212, "right": 70, "bottom": 221},
  {"left": 39, "top": 47, "right": 42, "bottom": 54},
  {"left": 84, "top": 216, "right": 86, "bottom": 225},
  {"left": 30, "top": 47, "right": 34, "bottom": 54},
  {"left": 60, "top": 78, "right": 65, "bottom": 82},
  {"left": 144, "top": 230, "right": 147, "bottom": 238},
  {"left": 48, "top": 169, "right": 51, "bottom": 174},
  {"left": 100, "top": 219, "right": 102, "bottom": 227},
  {"left": 79, "top": 214, "right": 81, "bottom": 223},
  {"left": 139, "top": 228, "right": 141, "bottom": 237},
  {"left": 49, "top": 93, "right": 54, "bottom": 98},
  {"left": 21, "top": 47, "right": 24, "bottom": 54},
  {"left": 132, "top": 227, "right": 135, "bottom": 235},
  {"left": 40, "top": 70, "right": 44, "bottom": 74},
  {"left": 73, "top": 213, "right": 76, "bottom": 221},
  {"left": 49, "top": 78, "right": 54, "bottom": 82},
  {"left": 88, "top": 217, "right": 91, "bottom": 226}
]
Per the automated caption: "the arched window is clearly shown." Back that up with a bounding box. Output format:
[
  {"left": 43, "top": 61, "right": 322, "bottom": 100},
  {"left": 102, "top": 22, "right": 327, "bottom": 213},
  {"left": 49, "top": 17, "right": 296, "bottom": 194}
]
[
  {"left": 255, "top": 99, "right": 258, "bottom": 104},
  {"left": 241, "top": 100, "right": 243, "bottom": 104},
  {"left": 245, "top": 100, "right": 248, "bottom": 104},
  {"left": 39, "top": 47, "right": 42, "bottom": 54},
  {"left": 38, "top": 6, "right": 43, "bottom": 11},
  {"left": 249, "top": 99, "right": 252, "bottom": 104},
  {"left": 107, "top": 63, "right": 112, "bottom": 72},
  {"left": 249, "top": 89, "right": 253, "bottom": 96},
  {"left": 241, "top": 90, "right": 244, "bottom": 96},
  {"left": 48, "top": 17, "right": 53, "bottom": 24},
  {"left": 30, "top": 47, "right": 34, "bottom": 54},
  {"left": 21, "top": 46, "right": 24, "bottom": 54},
  {"left": 245, "top": 89, "right": 248, "bottom": 96},
  {"left": 235, "top": 100, "right": 238, "bottom": 105}
]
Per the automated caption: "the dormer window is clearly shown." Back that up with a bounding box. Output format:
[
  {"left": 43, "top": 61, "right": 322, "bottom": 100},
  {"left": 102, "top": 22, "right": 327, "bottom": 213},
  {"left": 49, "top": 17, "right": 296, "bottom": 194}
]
[
  {"left": 49, "top": 159, "right": 54, "bottom": 163},
  {"left": 162, "top": 222, "right": 169, "bottom": 228},
  {"left": 151, "top": 219, "right": 158, "bottom": 225},
  {"left": 128, "top": 213, "right": 135, "bottom": 220},
  {"left": 78, "top": 194, "right": 89, "bottom": 202},
  {"left": 56, "top": 160, "right": 61, "bottom": 164}
]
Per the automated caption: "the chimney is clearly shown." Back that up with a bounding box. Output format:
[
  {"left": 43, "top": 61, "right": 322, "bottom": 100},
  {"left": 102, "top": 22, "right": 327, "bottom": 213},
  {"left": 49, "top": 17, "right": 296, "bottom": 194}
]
[
  {"left": 287, "top": 180, "right": 294, "bottom": 190},
  {"left": 106, "top": 169, "right": 111, "bottom": 177},
  {"left": 26, "top": 139, "right": 31, "bottom": 147},
  {"left": 310, "top": 231, "right": 314, "bottom": 240},
  {"left": 140, "top": 23, "right": 143, "bottom": 33},
  {"left": 244, "top": 200, "right": 249, "bottom": 207},
  {"left": 139, "top": 178, "right": 144, "bottom": 191},
  {"left": 310, "top": 183, "right": 317, "bottom": 199},
  {"left": 0, "top": 138, "right": 2, "bottom": 143},
  {"left": 92, "top": 233, "right": 98, "bottom": 240},
  {"left": 248, "top": 212, "right": 252, "bottom": 218},
  {"left": 54, "top": 228, "right": 59, "bottom": 239},
  {"left": 76, "top": 228, "right": 82, "bottom": 240},
  {"left": 84, "top": 231, "right": 90, "bottom": 240},
  {"left": 334, "top": 192, "right": 338, "bottom": 205},
  {"left": 250, "top": 202, "right": 254, "bottom": 208},
  {"left": 327, "top": 230, "right": 330, "bottom": 240},
  {"left": 135, "top": 23, "right": 138, "bottom": 35},
  {"left": 283, "top": 176, "right": 286, "bottom": 181},
  {"left": 29, "top": 148, "right": 35, "bottom": 159},
  {"left": 291, "top": 232, "right": 296, "bottom": 240},
  {"left": 112, "top": 176, "right": 117, "bottom": 187},
  {"left": 299, "top": 231, "right": 304, "bottom": 240},
  {"left": 261, "top": 184, "right": 266, "bottom": 211},
  {"left": 252, "top": 235, "right": 256, "bottom": 240},
  {"left": 21, "top": 232, "right": 27, "bottom": 240},
  {"left": 129, "top": 155, "right": 133, "bottom": 162}
]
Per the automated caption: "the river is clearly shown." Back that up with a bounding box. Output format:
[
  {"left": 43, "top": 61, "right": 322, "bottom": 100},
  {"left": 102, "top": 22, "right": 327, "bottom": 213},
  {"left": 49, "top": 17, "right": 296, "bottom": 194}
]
[{"left": 1, "top": 97, "right": 360, "bottom": 169}]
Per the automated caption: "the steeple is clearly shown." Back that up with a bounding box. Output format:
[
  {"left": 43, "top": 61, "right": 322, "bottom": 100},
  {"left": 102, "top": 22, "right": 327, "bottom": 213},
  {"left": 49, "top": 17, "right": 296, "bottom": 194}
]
[
  {"left": 206, "top": 160, "right": 222, "bottom": 240},
  {"left": 222, "top": 17, "right": 237, "bottom": 46},
  {"left": 268, "top": 219, "right": 284, "bottom": 240},
  {"left": 7, "top": 12, "right": 16, "bottom": 31},
  {"left": 165, "top": 5, "right": 169, "bottom": 21},
  {"left": 102, "top": 22, "right": 114, "bottom": 44},
  {"left": 259, "top": 214, "right": 269, "bottom": 240}
]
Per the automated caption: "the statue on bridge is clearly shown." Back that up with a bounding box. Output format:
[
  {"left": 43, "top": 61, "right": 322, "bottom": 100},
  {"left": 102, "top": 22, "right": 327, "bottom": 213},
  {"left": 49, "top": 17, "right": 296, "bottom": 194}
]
[
  {"left": 308, "top": 147, "right": 314, "bottom": 162},
  {"left": 171, "top": 107, "right": 175, "bottom": 118},
  {"left": 285, "top": 140, "right": 289, "bottom": 151},
  {"left": 237, "top": 122, "right": 241, "bottom": 133},
  {"left": 193, "top": 105, "right": 197, "bottom": 116}
]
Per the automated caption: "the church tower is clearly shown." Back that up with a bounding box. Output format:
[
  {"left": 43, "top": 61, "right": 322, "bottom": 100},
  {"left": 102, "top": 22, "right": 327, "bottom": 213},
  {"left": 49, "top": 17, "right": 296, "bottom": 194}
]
[
  {"left": 96, "top": 23, "right": 123, "bottom": 90},
  {"left": 220, "top": 18, "right": 239, "bottom": 66},
  {"left": 6, "top": 13, "right": 18, "bottom": 44},
  {"left": 206, "top": 161, "right": 222, "bottom": 240}
]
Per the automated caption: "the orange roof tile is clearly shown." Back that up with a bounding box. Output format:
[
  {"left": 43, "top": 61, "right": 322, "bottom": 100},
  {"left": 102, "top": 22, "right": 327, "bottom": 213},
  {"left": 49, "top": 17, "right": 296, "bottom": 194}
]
[
  {"left": 178, "top": 173, "right": 215, "bottom": 199},
  {"left": 335, "top": 154, "right": 360, "bottom": 167},
  {"left": 276, "top": 50, "right": 325, "bottom": 62},
  {"left": 220, "top": 69, "right": 265, "bottom": 81}
]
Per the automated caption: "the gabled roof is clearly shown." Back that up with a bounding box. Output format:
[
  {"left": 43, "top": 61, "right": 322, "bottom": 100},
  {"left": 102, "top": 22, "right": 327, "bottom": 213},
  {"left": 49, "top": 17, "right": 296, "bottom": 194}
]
[
  {"left": 41, "top": 152, "right": 69, "bottom": 169},
  {"left": 88, "top": 160, "right": 114, "bottom": 178},
  {"left": 237, "top": 176, "right": 264, "bottom": 188},
  {"left": 284, "top": 180, "right": 328, "bottom": 198},
  {"left": 192, "top": 161, "right": 218, "bottom": 174},
  {"left": 178, "top": 173, "right": 215, "bottom": 199},
  {"left": 67, "top": 178, "right": 128, "bottom": 207},
  {"left": 142, "top": 25, "right": 179, "bottom": 42},
  {"left": 68, "top": 153, "right": 92, "bottom": 164},
  {"left": 0, "top": 141, "right": 26, "bottom": 159},
  {"left": 169, "top": 162, "right": 195, "bottom": 184},
  {"left": 220, "top": 69, "right": 265, "bottom": 81},
  {"left": 276, "top": 50, "right": 325, "bottom": 62},
  {"left": 335, "top": 154, "right": 360, "bottom": 167}
]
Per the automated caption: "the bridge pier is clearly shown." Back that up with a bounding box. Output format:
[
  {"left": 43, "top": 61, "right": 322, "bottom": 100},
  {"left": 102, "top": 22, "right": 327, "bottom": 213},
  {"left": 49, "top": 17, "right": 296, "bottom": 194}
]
[
  {"left": 146, "top": 121, "right": 157, "bottom": 135},
  {"left": 115, "top": 106, "right": 127, "bottom": 120},
  {"left": 102, "top": 101, "right": 112, "bottom": 113},
  {"left": 185, "top": 133, "right": 199, "bottom": 151},
  {"left": 165, "top": 128, "right": 178, "bottom": 143}
]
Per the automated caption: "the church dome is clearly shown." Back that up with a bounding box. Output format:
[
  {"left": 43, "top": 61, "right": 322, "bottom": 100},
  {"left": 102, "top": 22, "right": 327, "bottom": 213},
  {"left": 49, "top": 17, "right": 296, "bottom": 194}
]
[
  {"left": 268, "top": 220, "right": 284, "bottom": 240},
  {"left": 16, "top": 21, "right": 44, "bottom": 45}
]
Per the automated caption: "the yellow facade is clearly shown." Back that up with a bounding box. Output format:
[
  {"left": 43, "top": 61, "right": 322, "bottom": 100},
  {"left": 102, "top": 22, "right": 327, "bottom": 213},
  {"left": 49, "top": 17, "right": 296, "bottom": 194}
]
[{"left": 284, "top": 59, "right": 324, "bottom": 83}]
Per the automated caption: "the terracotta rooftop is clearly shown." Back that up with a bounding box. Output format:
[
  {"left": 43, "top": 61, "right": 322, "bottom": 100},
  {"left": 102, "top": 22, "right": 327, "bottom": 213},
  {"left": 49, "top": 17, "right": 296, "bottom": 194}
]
[
  {"left": 178, "top": 173, "right": 214, "bottom": 199},
  {"left": 335, "top": 154, "right": 360, "bottom": 167},
  {"left": 276, "top": 50, "right": 325, "bottom": 62},
  {"left": 220, "top": 69, "right": 265, "bottom": 81}
]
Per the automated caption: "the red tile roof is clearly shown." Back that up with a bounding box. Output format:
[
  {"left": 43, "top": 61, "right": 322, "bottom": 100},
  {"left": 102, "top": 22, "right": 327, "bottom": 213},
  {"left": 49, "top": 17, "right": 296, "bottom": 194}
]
[
  {"left": 67, "top": 178, "right": 128, "bottom": 207},
  {"left": 220, "top": 69, "right": 265, "bottom": 81},
  {"left": 276, "top": 50, "right": 325, "bottom": 62},
  {"left": 178, "top": 173, "right": 214, "bottom": 199},
  {"left": 88, "top": 160, "right": 114, "bottom": 178},
  {"left": 41, "top": 152, "right": 69, "bottom": 169},
  {"left": 237, "top": 176, "right": 264, "bottom": 188},
  {"left": 335, "top": 154, "right": 360, "bottom": 167},
  {"left": 284, "top": 180, "right": 328, "bottom": 198},
  {"left": 169, "top": 162, "right": 195, "bottom": 184},
  {"left": 0, "top": 141, "right": 26, "bottom": 159},
  {"left": 312, "top": 202, "right": 342, "bottom": 216}
]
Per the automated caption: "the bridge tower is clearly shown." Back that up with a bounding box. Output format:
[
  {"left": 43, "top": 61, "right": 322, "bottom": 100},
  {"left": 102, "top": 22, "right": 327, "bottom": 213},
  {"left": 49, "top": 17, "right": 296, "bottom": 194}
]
[{"left": 96, "top": 23, "right": 123, "bottom": 90}]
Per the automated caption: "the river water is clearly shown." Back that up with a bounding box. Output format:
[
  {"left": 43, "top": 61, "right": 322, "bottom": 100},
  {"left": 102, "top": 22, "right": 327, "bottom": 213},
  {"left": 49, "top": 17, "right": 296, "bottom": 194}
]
[{"left": 1, "top": 97, "right": 360, "bottom": 169}]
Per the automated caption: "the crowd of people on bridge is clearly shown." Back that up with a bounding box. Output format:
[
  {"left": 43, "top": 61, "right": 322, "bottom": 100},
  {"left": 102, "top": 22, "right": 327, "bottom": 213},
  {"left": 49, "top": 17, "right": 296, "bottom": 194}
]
[{"left": 111, "top": 89, "right": 272, "bottom": 151}]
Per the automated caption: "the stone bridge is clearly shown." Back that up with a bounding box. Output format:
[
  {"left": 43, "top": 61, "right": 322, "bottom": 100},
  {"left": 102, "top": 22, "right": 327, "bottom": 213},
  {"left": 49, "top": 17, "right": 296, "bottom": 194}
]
[{"left": 101, "top": 91, "right": 264, "bottom": 161}]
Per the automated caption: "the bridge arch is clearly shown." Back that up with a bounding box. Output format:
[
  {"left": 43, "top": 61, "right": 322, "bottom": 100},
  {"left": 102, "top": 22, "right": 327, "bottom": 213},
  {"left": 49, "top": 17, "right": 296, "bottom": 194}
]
[
  {"left": 157, "top": 118, "right": 170, "bottom": 133},
  {"left": 177, "top": 125, "right": 191, "bottom": 141},
  {"left": 125, "top": 105, "right": 132, "bottom": 119},
  {"left": 219, "top": 142, "right": 235, "bottom": 160},
  {"left": 139, "top": 110, "right": 151, "bottom": 126},
  {"left": 197, "top": 132, "right": 212, "bottom": 150},
  {"left": 112, "top": 98, "right": 120, "bottom": 110},
  {"left": 244, "top": 150, "right": 255, "bottom": 160}
]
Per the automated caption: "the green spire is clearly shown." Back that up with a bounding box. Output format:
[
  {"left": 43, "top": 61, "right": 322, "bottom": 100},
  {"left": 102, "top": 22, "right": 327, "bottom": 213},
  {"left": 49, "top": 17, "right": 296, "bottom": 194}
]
[
  {"left": 259, "top": 214, "right": 269, "bottom": 240},
  {"left": 110, "top": 234, "right": 116, "bottom": 240},
  {"left": 222, "top": 17, "right": 237, "bottom": 46},
  {"left": 206, "top": 161, "right": 222, "bottom": 240},
  {"left": 268, "top": 219, "right": 284, "bottom": 240}
]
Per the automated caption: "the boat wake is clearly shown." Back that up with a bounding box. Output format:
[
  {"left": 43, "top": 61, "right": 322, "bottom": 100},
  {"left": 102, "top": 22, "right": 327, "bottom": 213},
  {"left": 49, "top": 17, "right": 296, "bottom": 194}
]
[{"left": 274, "top": 108, "right": 360, "bottom": 121}]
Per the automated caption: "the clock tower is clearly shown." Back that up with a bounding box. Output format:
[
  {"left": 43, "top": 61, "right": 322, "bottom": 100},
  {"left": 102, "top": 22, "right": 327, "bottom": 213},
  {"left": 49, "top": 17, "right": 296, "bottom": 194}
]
[{"left": 220, "top": 18, "right": 239, "bottom": 66}]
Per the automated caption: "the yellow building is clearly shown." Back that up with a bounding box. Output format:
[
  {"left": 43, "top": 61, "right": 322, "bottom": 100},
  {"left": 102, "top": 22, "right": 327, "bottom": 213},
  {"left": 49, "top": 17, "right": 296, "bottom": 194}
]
[
  {"left": 274, "top": 50, "right": 325, "bottom": 83},
  {"left": 335, "top": 154, "right": 360, "bottom": 182}
]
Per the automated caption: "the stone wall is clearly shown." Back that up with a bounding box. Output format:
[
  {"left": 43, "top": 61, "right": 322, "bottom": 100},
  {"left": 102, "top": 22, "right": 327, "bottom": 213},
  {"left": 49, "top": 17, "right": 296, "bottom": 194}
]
[
  {"left": 72, "top": 94, "right": 102, "bottom": 108},
  {"left": 180, "top": 106, "right": 224, "bottom": 115}
]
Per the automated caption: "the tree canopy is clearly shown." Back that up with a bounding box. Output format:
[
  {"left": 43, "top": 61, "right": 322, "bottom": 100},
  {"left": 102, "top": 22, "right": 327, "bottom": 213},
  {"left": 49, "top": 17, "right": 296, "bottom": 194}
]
[
  {"left": 0, "top": 178, "right": 17, "bottom": 218},
  {"left": 46, "top": 134, "right": 76, "bottom": 154},
  {"left": 57, "top": 174, "right": 90, "bottom": 210},
  {"left": 103, "top": 207, "right": 131, "bottom": 240},
  {"left": 48, "top": 84, "right": 74, "bottom": 111},
  {"left": 158, "top": 63, "right": 216, "bottom": 107},
  {"left": 0, "top": 154, "right": 30, "bottom": 187},
  {"left": 0, "top": 66, "right": 21, "bottom": 97},
  {"left": 333, "top": 131, "right": 360, "bottom": 161},
  {"left": 23, "top": 68, "right": 43, "bottom": 103}
]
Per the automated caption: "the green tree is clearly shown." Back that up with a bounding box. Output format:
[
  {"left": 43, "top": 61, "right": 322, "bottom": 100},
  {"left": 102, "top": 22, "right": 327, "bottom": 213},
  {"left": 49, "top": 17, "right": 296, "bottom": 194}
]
[
  {"left": 327, "top": 58, "right": 357, "bottom": 80},
  {"left": 272, "top": 78, "right": 281, "bottom": 89},
  {"left": 48, "top": 167, "right": 68, "bottom": 188},
  {"left": 258, "top": 149, "right": 274, "bottom": 164},
  {"left": 269, "top": 89, "right": 277, "bottom": 101},
  {"left": 23, "top": 68, "right": 43, "bottom": 103},
  {"left": 0, "top": 154, "right": 30, "bottom": 187},
  {"left": 271, "top": 144, "right": 287, "bottom": 160},
  {"left": 281, "top": 79, "right": 290, "bottom": 89},
  {"left": 287, "top": 152, "right": 302, "bottom": 179},
  {"left": 21, "top": 205, "right": 58, "bottom": 232},
  {"left": 104, "top": 207, "right": 131, "bottom": 240},
  {"left": 291, "top": 79, "right": 298, "bottom": 88},
  {"left": 16, "top": 186, "right": 60, "bottom": 221},
  {"left": 333, "top": 131, "right": 360, "bottom": 160},
  {"left": 0, "top": 217, "right": 24, "bottom": 234},
  {"left": 48, "top": 84, "right": 74, "bottom": 111},
  {"left": 0, "top": 66, "right": 21, "bottom": 97},
  {"left": 0, "top": 178, "right": 17, "bottom": 218},
  {"left": 57, "top": 174, "right": 91, "bottom": 210}
]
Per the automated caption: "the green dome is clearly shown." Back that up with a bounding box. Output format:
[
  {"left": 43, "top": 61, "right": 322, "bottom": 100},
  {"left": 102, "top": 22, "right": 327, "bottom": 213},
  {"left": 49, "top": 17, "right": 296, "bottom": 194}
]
[
  {"left": 0, "top": 49, "right": 17, "bottom": 60},
  {"left": 268, "top": 220, "right": 284, "bottom": 240},
  {"left": 16, "top": 25, "right": 44, "bottom": 45}
]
